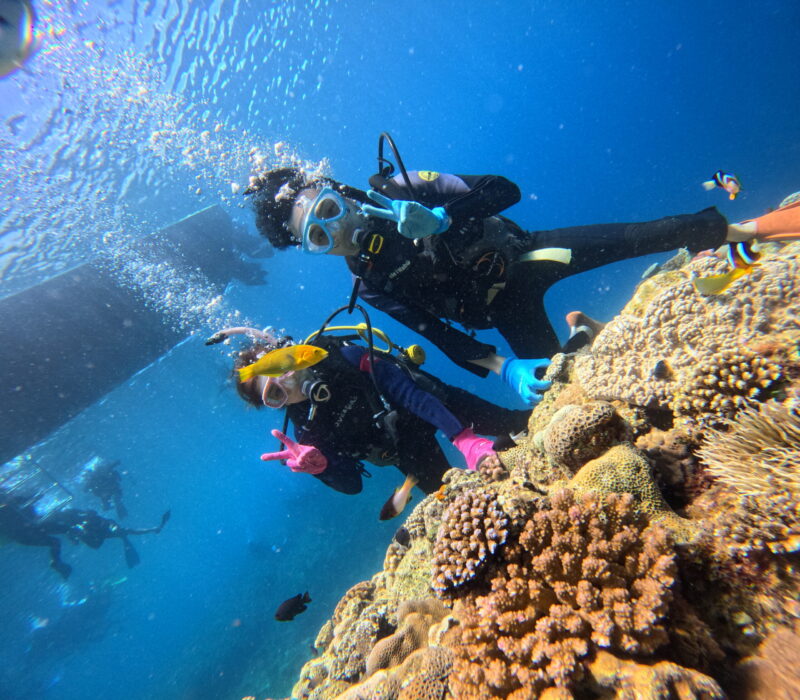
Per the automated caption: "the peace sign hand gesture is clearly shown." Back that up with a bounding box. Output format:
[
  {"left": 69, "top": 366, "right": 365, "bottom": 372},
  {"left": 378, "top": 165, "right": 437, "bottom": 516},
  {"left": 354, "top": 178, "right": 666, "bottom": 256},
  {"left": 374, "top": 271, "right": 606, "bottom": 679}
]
[{"left": 260, "top": 429, "right": 328, "bottom": 475}]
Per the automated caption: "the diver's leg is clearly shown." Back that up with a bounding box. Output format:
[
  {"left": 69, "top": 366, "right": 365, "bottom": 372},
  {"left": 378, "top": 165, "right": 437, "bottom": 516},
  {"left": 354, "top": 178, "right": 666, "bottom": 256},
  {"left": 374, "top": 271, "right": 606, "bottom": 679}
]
[
  {"left": 47, "top": 537, "right": 72, "bottom": 579},
  {"left": 121, "top": 536, "right": 140, "bottom": 568},
  {"left": 528, "top": 207, "right": 728, "bottom": 277},
  {"left": 490, "top": 263, "right": 563, "bottom": 359}
]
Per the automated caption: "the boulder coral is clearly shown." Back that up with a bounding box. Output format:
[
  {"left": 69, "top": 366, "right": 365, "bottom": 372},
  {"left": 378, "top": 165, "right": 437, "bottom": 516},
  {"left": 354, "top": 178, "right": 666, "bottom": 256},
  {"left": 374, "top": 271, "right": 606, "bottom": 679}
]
[{"left": 574, "top": 244, "right": 800, "bottom": 414}]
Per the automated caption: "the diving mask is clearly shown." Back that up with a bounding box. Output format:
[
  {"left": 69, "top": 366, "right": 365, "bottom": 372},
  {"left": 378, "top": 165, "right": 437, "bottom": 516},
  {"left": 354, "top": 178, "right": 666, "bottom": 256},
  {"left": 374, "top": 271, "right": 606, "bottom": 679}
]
[
  {"left": 258, "top": 372, "right": 298, "bottom": 409},
  {"left": 293, "top": 187, "right": 358, "bottom": 255}
]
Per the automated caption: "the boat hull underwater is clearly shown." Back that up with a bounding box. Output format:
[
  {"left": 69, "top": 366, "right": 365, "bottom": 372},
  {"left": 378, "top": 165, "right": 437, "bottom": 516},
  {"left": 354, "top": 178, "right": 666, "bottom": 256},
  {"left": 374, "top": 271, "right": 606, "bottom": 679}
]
[{"left": 0, "top": 205, "right": 269, "bottom": 465}]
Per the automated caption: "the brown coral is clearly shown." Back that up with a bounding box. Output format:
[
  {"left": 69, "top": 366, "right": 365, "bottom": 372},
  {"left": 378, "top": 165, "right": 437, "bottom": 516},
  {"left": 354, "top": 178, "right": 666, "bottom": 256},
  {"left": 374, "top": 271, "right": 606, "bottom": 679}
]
[
  {"left": 586, "top": 650, "right": 725, "bottom": 699},
  {"left": 539, "top": 401, "right": 628, "bottom": 471},
  {"left": 365, "top": 598, "right": 449, "bottom": 676},
  {"left": 566, "top": 443, "right": 692, "bottom": 539},
  {"left": 731, "top": 626, "right": 800, "bottom": 700},
  {"left": 574, "top": 245, "right": 800, "bottom": 411},
  {"left": 479, "top": 453, "right": 509, "bottom": 482},
  {"left": 448, "top": 490, "right": 677, "bottom": 697},
  {"left": 697, "top": 400, "right": 800, "bottom": 495},
  {"left": 431, "top": 489, "right": 509, "bottom": 593},
  {"left": 636, "top": 428, "right": 702, "bottom": 506},
  {"left": 672, "top": 349, "right": 782, "bottom": 428}
]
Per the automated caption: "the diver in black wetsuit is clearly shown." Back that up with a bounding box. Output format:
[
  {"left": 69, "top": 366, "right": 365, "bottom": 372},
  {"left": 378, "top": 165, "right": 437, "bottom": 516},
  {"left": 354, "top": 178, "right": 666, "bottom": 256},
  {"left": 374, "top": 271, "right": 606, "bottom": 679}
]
[
  {"left": 79, "top": 458, "right": 128, "bottom": 519},
  {"left": 0, "top": 497, "right": 170, "bottom": 579},
  {"left": 223, "top": 326, "right": 530, "bottom": 495},
  {"left": 245, "top": 145, "right": 784, "bottom": 407}
]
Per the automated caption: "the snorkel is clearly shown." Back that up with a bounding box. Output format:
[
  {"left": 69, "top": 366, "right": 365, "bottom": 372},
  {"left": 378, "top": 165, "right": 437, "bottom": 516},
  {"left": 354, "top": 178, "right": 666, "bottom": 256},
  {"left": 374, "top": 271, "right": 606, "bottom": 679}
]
[{"left": 204, "top": 326, "right": 286, "bottom": 346}]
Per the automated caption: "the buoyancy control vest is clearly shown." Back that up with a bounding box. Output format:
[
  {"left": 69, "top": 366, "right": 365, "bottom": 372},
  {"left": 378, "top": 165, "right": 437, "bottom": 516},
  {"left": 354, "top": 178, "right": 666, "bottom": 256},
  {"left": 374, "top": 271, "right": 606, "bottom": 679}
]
[{"left": 285, "top": 337, "right": 403, "bottom": 462}]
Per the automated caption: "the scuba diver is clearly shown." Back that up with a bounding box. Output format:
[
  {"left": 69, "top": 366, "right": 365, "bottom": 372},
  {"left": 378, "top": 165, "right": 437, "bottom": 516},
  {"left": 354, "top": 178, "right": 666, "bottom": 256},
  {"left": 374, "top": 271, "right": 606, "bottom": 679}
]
[
  {"left": 78, "top": 457, "right": 127, "bottom": 519},
  {"left": 211, "top": 310, "right": 531, "bottom": 495},
  {"left": 245, "top": 134, "right": 800, "bottom": 406},
  {"left": 0, "top": 495, "right": 170, "bottom": 579}
]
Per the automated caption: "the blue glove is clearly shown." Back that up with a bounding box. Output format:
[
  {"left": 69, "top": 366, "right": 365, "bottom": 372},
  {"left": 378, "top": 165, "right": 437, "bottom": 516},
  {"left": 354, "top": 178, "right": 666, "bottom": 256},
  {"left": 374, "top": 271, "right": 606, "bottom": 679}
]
[
  {"left": 361, "top": 190, "right": 450, "bottom": 239},
  {"left": 501, "top": 357, "right": 552, "bottom": 406}
]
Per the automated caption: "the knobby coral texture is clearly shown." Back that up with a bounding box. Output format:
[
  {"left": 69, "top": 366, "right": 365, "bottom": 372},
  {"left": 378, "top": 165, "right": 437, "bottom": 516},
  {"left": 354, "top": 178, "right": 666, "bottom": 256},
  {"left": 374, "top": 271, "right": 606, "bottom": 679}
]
[
  {"left": 281, "top": 241, "right": 800, "bottom": 700},
  {"left": 448, "top": 490, "right": 678, "bottom": 698}
]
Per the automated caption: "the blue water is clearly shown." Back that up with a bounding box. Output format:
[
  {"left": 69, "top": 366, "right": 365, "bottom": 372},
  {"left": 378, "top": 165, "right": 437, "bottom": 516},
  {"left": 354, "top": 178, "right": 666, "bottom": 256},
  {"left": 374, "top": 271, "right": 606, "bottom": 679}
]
[{"left": 0, "top": 1, "right": 798, "bottom": 698}]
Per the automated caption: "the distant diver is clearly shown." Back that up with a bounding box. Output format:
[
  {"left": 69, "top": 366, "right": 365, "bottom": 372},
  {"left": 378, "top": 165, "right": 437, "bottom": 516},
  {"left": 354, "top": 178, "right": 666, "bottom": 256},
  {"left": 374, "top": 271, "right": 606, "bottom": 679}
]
[
  {"left": 78, "top": 457, "right": 128, "bottom": 519},
  {"left": 0, "top": 496, "right": 170, "bottom": 579}
]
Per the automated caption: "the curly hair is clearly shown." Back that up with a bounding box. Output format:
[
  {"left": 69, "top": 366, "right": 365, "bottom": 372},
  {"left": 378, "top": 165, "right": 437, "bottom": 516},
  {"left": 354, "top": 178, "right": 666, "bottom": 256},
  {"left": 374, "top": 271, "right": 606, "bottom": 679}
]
[{"left": 245, "top": 167, "right": 368, "bottom": 249}]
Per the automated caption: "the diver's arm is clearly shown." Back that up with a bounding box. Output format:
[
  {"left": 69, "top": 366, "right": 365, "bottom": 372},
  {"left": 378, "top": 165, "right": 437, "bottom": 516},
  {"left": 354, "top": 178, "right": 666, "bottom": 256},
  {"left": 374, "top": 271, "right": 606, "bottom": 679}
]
[
  {"left": 374, "top": 171, "right": 521, "bottom": 220},
  {"left": 363, "top": 354, "right": 465, "bottom": 439},
  {"left": 357, "top": 283, "right": 496, "bottom": 377}
]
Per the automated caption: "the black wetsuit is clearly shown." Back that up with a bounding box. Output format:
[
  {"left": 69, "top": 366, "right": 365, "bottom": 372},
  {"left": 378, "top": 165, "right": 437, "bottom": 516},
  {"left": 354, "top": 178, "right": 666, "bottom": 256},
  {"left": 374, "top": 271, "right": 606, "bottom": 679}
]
[
  {"left": 285, "top": 339, "right": 529, "bottom": 494},
  {"left": 347, "top": 170, "right": 729, "bottom": 375}
]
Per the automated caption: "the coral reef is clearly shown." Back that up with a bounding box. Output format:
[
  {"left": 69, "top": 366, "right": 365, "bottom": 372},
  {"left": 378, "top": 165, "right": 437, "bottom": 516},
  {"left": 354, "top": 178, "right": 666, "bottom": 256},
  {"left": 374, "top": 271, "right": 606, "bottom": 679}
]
[
  {"left": 574, "top": 244, "right": 800, "bottom": 416},
  {"left": 431, "top": 489, "right": 509, "bottom": 593},
  {"left": 448, "top": 490, "right": 676, "bottom": 697},
  {"left": 672, "top": 349, "right": 782, "bottom": 428},
  {"left": 279, "top": 241, "right": 800, "bottom": 700},
  {"left": 535, "top": 401, "right": 629, "bottom": 471}
]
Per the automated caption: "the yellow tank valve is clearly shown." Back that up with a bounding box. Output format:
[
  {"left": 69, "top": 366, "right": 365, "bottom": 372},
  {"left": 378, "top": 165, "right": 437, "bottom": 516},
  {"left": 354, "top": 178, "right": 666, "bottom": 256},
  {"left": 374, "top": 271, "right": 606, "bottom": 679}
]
[{"left": 405, "top": 344, "right": 426, "bottom": 365}]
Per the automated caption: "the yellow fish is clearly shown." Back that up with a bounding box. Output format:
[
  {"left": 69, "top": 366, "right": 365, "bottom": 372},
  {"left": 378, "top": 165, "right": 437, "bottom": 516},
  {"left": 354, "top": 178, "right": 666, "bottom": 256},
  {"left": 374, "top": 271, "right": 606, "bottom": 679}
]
[
  {"left": 692, "top": 241, "right": 760, "bottom": 296},
  {"left": 379, "top": 474, "right": 418, "bottom": 521},
  {"left": 237, "top": 344, "right": 328, "bottom": 383}
]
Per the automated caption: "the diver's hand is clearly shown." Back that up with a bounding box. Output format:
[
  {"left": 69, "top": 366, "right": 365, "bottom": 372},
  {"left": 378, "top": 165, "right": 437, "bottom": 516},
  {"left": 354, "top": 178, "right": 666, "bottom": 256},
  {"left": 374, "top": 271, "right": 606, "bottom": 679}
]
[
  {"left": 362, "top": 190, "right": 450, "bottom": 239},
  {"left": 260, "top": 429, "right": 328, "bottom": 474},
  {"left": 501, "top": 357, "right": 552, "bottom": 407}
]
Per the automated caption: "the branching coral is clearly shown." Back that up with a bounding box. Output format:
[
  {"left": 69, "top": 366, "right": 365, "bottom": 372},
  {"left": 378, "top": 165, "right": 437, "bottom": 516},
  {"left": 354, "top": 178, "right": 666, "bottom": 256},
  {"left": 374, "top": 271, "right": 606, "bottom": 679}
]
[
  {"left": 447, "top": 490, "right": 677, "bottom": 697},
  {"left": 431, "top": 489, "right": 509, "bottom": 593},
  {"left": 672, "top": 349, "right": 782, "bottom": 428},
  {"left": 697, "top": 400, "right": 800, "bottom": 495}
]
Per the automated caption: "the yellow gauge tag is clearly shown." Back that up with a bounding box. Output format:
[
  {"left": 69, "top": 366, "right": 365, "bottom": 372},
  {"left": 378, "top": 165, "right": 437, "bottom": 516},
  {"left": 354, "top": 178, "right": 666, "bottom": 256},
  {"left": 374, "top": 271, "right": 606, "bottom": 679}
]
[{"left": 418, "top": 171, "right": 440, "bottom": 182}]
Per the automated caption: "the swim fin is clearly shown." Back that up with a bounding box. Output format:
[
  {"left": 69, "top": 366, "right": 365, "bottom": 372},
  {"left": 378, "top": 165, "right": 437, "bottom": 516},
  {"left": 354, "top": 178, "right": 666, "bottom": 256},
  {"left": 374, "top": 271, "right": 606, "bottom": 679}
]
[
  {"left": 123, "top": 538, "right": 140, "bottom": 568},
  {"left": 744, "top": 200, "right": 800, "bottom": 241}
]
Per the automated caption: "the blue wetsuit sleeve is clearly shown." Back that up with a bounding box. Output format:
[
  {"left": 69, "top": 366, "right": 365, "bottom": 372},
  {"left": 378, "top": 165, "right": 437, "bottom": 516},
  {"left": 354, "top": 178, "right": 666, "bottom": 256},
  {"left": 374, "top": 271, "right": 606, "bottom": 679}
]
[
  {"left": 356, "top": 280, "right": 495, "bottom": 377},
  {"left": 341, "top": 346, "right": 465, "bottom": 439}
]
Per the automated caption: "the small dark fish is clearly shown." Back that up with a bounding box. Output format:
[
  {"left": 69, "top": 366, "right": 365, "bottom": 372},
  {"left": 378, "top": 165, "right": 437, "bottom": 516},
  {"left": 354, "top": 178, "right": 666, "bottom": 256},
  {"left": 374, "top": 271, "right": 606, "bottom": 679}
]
[
  {"left": 274, "top": 592, "right": 311, "bottom": 621},
  {"left": 651, "top": 360, "right": 670, "bottom": 380},
  {"left": 393, "top": 526, "right": 410, "bottom": 547}
]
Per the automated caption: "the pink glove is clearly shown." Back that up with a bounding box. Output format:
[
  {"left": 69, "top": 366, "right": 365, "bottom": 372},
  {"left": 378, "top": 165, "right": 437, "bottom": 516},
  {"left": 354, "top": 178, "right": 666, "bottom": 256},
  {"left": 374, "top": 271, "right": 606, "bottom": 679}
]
[
  {"left": 260, "top": 429, "right": 328, "bottom": 475},
  {"left": 452, "top": 427, "right": 496, "bottom": 471}
]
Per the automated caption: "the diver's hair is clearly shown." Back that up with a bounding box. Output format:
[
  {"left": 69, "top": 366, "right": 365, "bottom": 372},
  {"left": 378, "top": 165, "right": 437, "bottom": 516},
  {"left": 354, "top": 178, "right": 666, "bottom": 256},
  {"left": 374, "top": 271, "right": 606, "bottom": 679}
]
[
  {"left": 245, "top": 167, "right": 368, "bottom": 249},
  {"left": 231, "top": 337, "right": 294, "bottom": 407},
  {"left": 232, "top": 344, "right": 269, "bottom": 408}
]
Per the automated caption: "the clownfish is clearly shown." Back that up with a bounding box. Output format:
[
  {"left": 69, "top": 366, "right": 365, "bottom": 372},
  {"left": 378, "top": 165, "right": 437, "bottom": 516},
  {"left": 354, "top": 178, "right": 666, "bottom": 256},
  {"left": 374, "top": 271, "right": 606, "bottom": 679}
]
[
  {"left": 237, "top": 344, "right": 328, "bottom": 382},
  {"left": 692, "top": 241, "right": 761, "bottom": 295},
  {"left": 702, "top": 170, "right": 742, "bottom": 200},
  {"left": 379, "top": 474, "right": 418, "bottom": 521}
]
